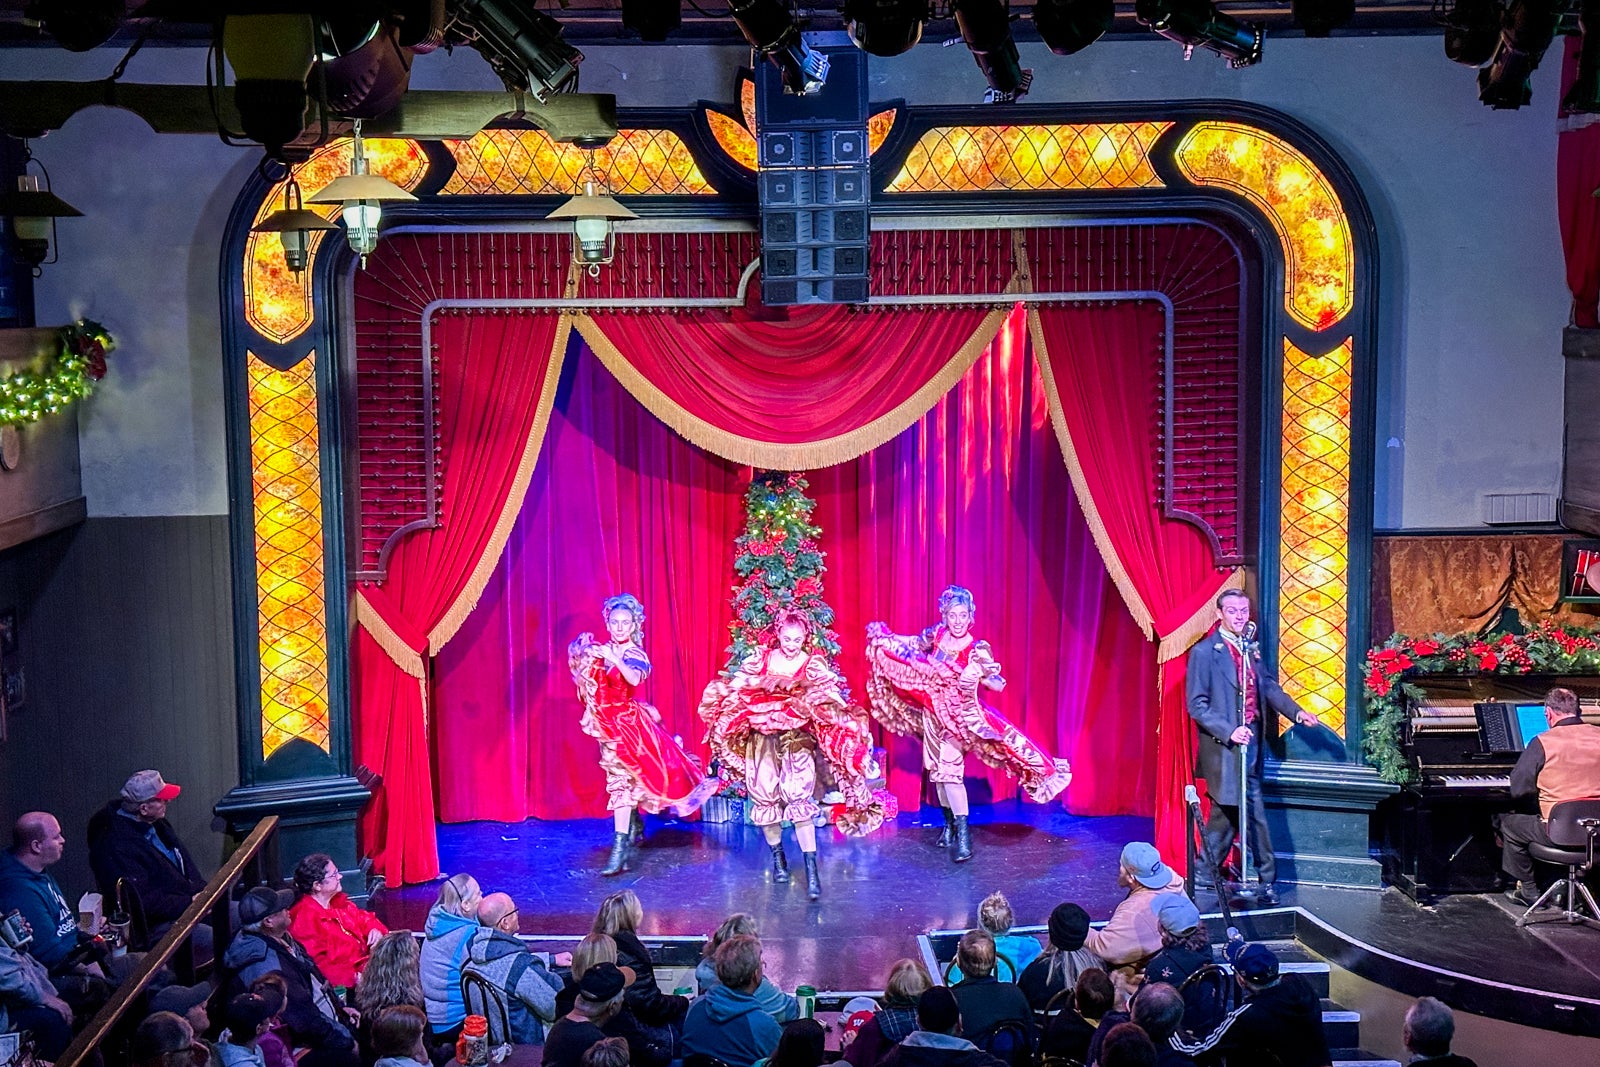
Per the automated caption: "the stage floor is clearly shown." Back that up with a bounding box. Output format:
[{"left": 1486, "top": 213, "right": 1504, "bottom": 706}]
[{"left": 371, "top": 804, "right": 1600, "bottom": 1004}]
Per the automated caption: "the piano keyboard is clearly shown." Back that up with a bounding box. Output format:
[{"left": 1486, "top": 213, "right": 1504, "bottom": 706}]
[{"left": 1433, "top": 774, "right": 1511, "bottom": 789}]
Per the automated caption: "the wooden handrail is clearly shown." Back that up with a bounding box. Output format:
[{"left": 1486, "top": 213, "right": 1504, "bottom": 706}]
[{"left": 55, "top": 815, "right": 281, "bottom": 1067}]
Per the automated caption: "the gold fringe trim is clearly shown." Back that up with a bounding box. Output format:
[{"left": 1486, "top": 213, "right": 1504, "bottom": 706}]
[
  {"left": 571, "top": 272, "right": 1023, "bottom": 469},
  {"left": 418, "top": 674, "right": 431, "bottom": 743},
  {"left": 354, "top": 589, "right": 426, "bottom": 679},
  {"left": 1026, "top": 306, "right": 1156, "bottom": 641},
  {"left": 427, "top": 301, "right": 578, "bottom": 654},
  {"left": 1155, "top": 569, "right": 1244, "bottom": 663}
]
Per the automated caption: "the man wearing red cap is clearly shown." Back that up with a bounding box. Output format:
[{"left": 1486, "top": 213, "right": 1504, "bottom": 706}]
[{"left": 87, "top": 770, "right": 208, "bottom": 955}]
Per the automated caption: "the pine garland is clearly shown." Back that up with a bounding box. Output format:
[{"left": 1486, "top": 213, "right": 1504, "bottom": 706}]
[
  {"left": 1362, "top": 622, "right": 1600, "bottom": 783},
  {"left": 723, "top": 470, "right": 842, "bottom": 673},
  {"left": 0, "top": 319, "right": 115, "bottom": 427}
]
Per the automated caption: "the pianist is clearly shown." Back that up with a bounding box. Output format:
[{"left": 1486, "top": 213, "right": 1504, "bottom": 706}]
[{"left": 1497, "top": 687, "right": 1600, "bottom": 907}]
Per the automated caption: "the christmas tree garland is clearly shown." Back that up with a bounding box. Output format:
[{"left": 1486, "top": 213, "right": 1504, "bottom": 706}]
[{"left": 0, "top": 319, "right": 116, "bottom": 427}]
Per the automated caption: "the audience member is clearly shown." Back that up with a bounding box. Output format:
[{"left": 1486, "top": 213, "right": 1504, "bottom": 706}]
[
  {"left": 544, "top": 963, "right": 629, "bottom": 1067},
  {"left": 1019, "top": 904, "right": 1103, "bottom": 1017},
  {"left": 765, "top": 1019, "right": 826, "bottom": 1067},
  {"left": 1174, "top": 943, "right": 1330, "bottom": 1067},
  {"left": 696, "top": 914, "right": 799, "bottom": 1021},
  {"left": 289, "top": 855, "right": 387, "bottom": 989},
  {"left": 1140, "top": 899, "right": 1222, "bottom": 1036},
  {"left": 948, "top": 929, "right": 1035, "bottom": 1048},
  {"left": 878, "top": 987, "right": 1006, "bottom": 1067},
  {"left": 592, "top": 891, "right": 688, "bottom": 1028},
  {"left": 1037, "top": 968, "right": 1109, "bottom": 1067},
  {"left": 842, "top": 959, "right": 933, "bottom": 1067},
  {"left": 369, "top": 1005, "right": 431, "bottom": 1067},
  {"left": 1497, "top": 688, "right": 1600, "bottom": 906},
  {"left": 152, "top": 982, "right": 214, "bottom": 1043},
  {"left": 949, "top": 894, "right": 1041, "bottom": 984},
  {"left": 248, "top": 974, "right": 295, "bottom": 1067},
  {"left": 132, "top": 1010, "right": 208, "bottom": 1067},
  {"left": 558, "top": 934, "right": 619, "bottom": 1018},
  {"left": 88, "top": 771, "right": 210, "bottom": 956},
  {"left": 681, "top": 935, "right": 783, "bottom": 1067},
  {"left": 220, "top": 886, "right": 358, "bottom": 1067},
  {"left": 581, "top": 1037, "right": 630, "bottom": 1067},
  {"left": 356, "top": 932, "right": 451, "bottom": 1066},
  {"left": 0, "top": 926, "right": 74, "bottom": 1060},
  {"left": 0, "top": 813, "right": 89, "bottom": 974},
  {"left": 1084, "top": 844, "right": 1191, "bottom": 971},
  {"left": 1083, "top": 971, "right": 1133, "bottom": 1067},
  {"left": 1128, "top": 984, "right": 1194, "bottom": 1067},
  {"left": 550, "top": 934, "right": 669, "bottom": 1067},
  {"left": 1402, "top": 997, "right": 1476, "bottom": 1067},
  {"left": 464, "top": 893, "right": 563, "bottom": 1043},
  {"left": 217, "top": 994, "right": 277, "bottom": 1067},
  {"left": 1098, "top": 1022, "right": 1157, "bottom": 1067},
  {"left": 420, "top": 873, "right": 481, "bottom": 1044}
]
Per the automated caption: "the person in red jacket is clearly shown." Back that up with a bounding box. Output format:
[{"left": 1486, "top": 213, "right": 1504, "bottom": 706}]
[{"left": 288, "top": 853, "right": 387, "bottom": 989}]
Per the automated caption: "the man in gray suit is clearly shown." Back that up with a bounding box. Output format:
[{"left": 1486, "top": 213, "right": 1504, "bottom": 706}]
[{"left": 1186, "top": 590, "right": 1319, "bottom": 905}]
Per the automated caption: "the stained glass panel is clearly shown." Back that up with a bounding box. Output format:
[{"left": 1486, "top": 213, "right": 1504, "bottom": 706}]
[
  {"left": 885, "top": 122, "right": 1171, "bottom": 193},
  {"left": 440, "top": 128, "right": 713, "bottom": 196}
]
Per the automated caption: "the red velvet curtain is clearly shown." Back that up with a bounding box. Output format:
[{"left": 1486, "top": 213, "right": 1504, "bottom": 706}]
[
  {"left": 353, "top": 308, "right": 568, "bottom": 884},
  {"left": 1029, "top": 301, "right": 1238, "bottom": 874},
  {"left": 430, "top": 309, "right": 1156, "bottom": 823},
  {"left": 1560, "top": 36, "right": 1600, "bottom": 328}
]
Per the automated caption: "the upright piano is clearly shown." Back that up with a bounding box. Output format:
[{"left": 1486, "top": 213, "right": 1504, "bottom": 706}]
[{"left": 1375, "top": 674, "right": 1600, "bottom": 904}]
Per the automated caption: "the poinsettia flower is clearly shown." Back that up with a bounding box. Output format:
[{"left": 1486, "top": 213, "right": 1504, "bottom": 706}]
[
  {"left": 1412, "top": 639, "right": 1440, "bottom": 655},
  {"left": 1478, "top": 652, "right": 1499, "bottom": 670}
]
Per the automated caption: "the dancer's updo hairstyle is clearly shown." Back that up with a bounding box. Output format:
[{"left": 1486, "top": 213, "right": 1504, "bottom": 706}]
[
  {"left": 939, "top": 585, "right": 976, "bottom": 616},
  {"left": 602, "top": 593, "right": 646, "bottom": 645}
]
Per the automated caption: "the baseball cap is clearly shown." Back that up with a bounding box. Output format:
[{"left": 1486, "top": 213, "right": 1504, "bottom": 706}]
[
  {"left": 1228, "top": 942, "right": 1279, "bottom": 983},
  {"left": 150, "top": 981, "right": 213, "bottom": 1016},
  {"left": 238, "top": 886, "right": 295, "bottom": 925},
  {"left": 578, "top": 962, "right": 627, "bottom": 1002},
  {"left": 1154, "top": 894, "right": 1201, "bottom": 936},
  {"left": 1120, "top": 841, "right": 1175, "bottom": 890},
  {"left": 122, "top": 770, "right": 182, "bottom": 804}
]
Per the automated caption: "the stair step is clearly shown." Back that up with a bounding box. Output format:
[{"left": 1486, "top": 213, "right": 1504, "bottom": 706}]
[
  {"left": 1321, "top": 1001, "right": 1361, "bottom": 1049},
  {"left": 1331, "top": 1051, "right": 1402, "bottom": 1066}
]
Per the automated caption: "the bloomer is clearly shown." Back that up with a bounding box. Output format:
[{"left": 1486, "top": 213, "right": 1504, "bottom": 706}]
[
  {"left": 746, "top": 730, "right": 821, "bottom": 826},
  {"left": 598, "top": 741, "right": 649, "bottom": 810},
  {"left": 921, "top": 722, "right": 969, "bottom": 785}
]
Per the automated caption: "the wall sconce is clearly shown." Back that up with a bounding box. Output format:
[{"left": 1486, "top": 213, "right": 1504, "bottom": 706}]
[
  {"left": 305, "top": 121, "right": 415, "bottom": 268},
  {"left": 251, "top": 169, "right": 337, "bottom": 274},
  {"left": 0, "top": 149, "right": 82, "bottom": 274},
  {"left": 546, "top": 180, "right": 638, "bottom": 276}
]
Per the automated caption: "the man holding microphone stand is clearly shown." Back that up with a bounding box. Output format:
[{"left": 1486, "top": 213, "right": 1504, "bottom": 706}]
[{"left": 1186, "top": 590, "right": 1320, "bottom": 907}]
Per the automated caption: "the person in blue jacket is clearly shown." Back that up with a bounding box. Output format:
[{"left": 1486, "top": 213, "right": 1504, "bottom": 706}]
[
  {"left": 681, "top": 935, "right": 782, "bottom": 1067},
  {"left": 419, "top": 873, "right": 481, "bottom": 1044},
  {"left": 0, "top": 813, "right": 85, "bottom": 973}
]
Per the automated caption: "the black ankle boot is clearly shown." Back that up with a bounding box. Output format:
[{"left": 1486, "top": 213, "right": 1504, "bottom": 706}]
[
  {"left": 770, "top": 844, "right": 791, "bottom": 883},
  {"left": 601, "top": 832, "right": 630, "bottom": 876},
  {"left": 936, "top": 806, "right": 955, "bottom": 848},
  {"left": 804, "top": 853, "right": 821, "bottom": 901},
  {"left": 952, "top": 815, "right": 973, "bottom": 863},
  {"left": 630, "top": 810, "right": 644, "bottom": 847}
]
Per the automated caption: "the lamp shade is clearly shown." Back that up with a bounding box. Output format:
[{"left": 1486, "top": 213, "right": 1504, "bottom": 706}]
[
  {"left": 305, "top": 172, "right": 417, "bottom": 205},
  {"left": 545, "top": 189, "right": 639, "bottom": 224}
]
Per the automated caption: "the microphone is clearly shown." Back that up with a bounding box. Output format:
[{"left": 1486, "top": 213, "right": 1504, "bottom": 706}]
[
  {"left": 1242, "top": 621, "right": 1258, "bottom": 650},
  {"left": 1184, "top": 784, "right": 1201, "bottom": 809}
]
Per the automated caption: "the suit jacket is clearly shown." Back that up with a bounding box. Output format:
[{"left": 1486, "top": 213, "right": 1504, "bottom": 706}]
[{"left": 1185, "top": 628, "right": 1304, "bottom": 805}]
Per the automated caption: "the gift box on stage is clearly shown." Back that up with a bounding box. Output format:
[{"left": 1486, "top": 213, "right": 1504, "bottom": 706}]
[{"left": 702, "top": 793, "right": 745, "bottom": 824}]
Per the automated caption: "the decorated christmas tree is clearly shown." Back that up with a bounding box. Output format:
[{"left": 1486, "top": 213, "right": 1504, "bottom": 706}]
[{"left": 724, "top": 470, "right": 842, "bottom": 672}]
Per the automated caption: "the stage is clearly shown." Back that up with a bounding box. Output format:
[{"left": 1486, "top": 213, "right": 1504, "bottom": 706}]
[{"left": 370, "top": 803, "right": 1600, "bottom": 1039}]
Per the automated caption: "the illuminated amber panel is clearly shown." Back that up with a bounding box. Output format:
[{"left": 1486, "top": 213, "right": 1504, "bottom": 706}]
[
  {"left": 250, "top": 351, "right": 330, "bottom": 757},
  {"left": 1175, "top": 122, "right": 1353, "bottom": 332},
  {"left": 707, "top": 111, "right": 759, "bottom": 173},
  {"left": 708, "top": 89, "right": 897, "bottom": 174},
  {"left": 440, "top": 129, "right": 712, "bottom": 195},
  {"left": 244, "top": 139, "right": 427, "bottom": 345},
  {"left": 1279, "top": 337, "right": 1352, "bottom": 736},
  {"left": 885, "top": 123, "right": 1170, "bottom": 193},
  {"left": 868, "top": 108, "right": 899, "bottom": 156}
]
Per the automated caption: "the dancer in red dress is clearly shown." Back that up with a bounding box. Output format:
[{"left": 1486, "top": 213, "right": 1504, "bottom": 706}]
[
  {"left": 569, "top": 594, "right": 707, "bottom": 876},
  {"left": 699, "top": 611, "right": 893, "bottom": 901},
  {"left": 866, "top": 585, "right": 1071, "bottom": 863}
]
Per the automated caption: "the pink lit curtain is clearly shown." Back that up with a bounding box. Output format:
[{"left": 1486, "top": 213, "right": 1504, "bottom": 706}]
[
  {"left": 1028, "top": 299, "right": 1239, "bottom": 874},
  {"left": 1560, "top": 35, "right": 1600, "bottom": 327},
  {"left": 429, "top": 309, "right": 1157, "bottom": 825}
]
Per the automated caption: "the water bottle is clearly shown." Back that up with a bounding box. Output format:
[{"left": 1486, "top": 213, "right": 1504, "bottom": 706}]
[
  {"left": 796, "top": 985, "right": 816, "bottom": 1019},
  {"left": 456, "top": 1015, "right": 490, "bottom": 1066}
]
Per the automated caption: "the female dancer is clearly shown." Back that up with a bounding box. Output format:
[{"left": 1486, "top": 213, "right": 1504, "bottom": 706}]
[
  {"left": 699, "top": 611, "right": 892, "bottom": 901},
  {"left": 570, "top": 594, "right": 707, "bottom": 876},
  {"left": 865, "top": 585, "right": 1070, "bottom": 863}
]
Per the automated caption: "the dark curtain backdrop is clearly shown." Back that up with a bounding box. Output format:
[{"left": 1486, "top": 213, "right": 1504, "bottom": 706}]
[{"left": 431, "top": 307, "right": 1157, "bottom": 823}]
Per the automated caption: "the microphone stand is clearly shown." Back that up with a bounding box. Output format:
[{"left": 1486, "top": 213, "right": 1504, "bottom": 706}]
[{"left": 1235, "top": 624, "right": 1255, "bottom": 897}]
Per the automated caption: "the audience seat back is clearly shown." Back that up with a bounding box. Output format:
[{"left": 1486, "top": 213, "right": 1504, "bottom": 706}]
[
  {"left": 972, "top": 1018, "right": 1032, "bottom": 1067},
  {"left": 461, "top": 969, "right": 512, "bottom": 1044}
]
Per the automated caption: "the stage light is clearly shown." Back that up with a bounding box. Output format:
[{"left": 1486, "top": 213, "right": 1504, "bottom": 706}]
[
  {"left": 1134, "top": 0, "right": 1264, "bottom": 68},
  {"left": 623, "top": 0, "right": 682, "bottom": 41},
  {"left": 223, "top": 13, "right": 317, "bottom": 161},
  {"left": 0, "top": 164, "right": 81, "bottom": 273},
  {"left": 843, "top": 0, "right": 929, "bottom": 57},
  {"left": 305, "top": 122, "right": 416, "bottom": 268},
  {"left": 1290, "top": 0, "right": 1353, "bottom": 37},
  {"left": 450, "top": 0, "right": 584, "bottom": 102},
  {"left": 729, "top": 0, "right": 830, "bottom": 95},
  {"left": 252, "top": 170, "right": 338, "bottom": 275},
  {"left": 1477, "top": 0, "right": 1561, "bottom": 109},
  {"left": 1032, "top": 0, "right": 1114, "bottom": 56},
  {"left": 1440, "top": 0, "right": 1504, "bottom": 67},
  {"left": 954, "top": 0, "right": 1034, "bottom": 103},
  {"left": 547, "top": 180, "right": 638, "bottom": 276},
  {"left": 25, "top": 0, "right": 122, "bottom": 52},
  {"left": 316, "top": 17, "right": 416, "bottom": 120},
  {"left": 1566, "top": 0, "right": 1600, "bottom": 113}
]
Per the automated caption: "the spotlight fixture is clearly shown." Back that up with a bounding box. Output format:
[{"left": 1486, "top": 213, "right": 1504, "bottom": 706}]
[
  {"left": 1290, "top": 0, "right": 1353, "bottom": 37},
  {"left": 954, "top": 0, "right": 1034, "bottom": 103},
  {"left": 0, "top": 168, "right": 81, "bottom": 273},
  {"left": 843, "top": 0, "right": 929, "bottom": 57},
  {"left": 223, "top": 12, "right": 317, "bottom": 161},
  {"left": 1440, "top": 0, "right": 1504, "bottom": 67},
  {"left": 546, "top": 180, "right": 638, "bottom": 276},
  {"left": 450, "top": 0, "right": 584, "bottom": 102},
  {"left": 622, "top": 0, "right": 682, "bottom": 41},
  {"left": 252, "top": 170, "right": 339, "bottom": 275},
  {"left": 729, "top": 0, "right": 830, "bottom": 95},
  {"left": 1476, "top": 0, "right": 1561, "bottom": 109},
  {"left": 1134, "top": 0, "right": 1264, "bottom": 68},
  {"left": 23, "top": 0, "right": 122, "bottom": 53},
  {"left": 305, "top": 122, "right": 417, "bottom": 268},
  {"left": 1032, "top": 0, "right": 1114, "bottom": 56},
  {"left": 1566, "top": 0, "right": 1600, "bottom": 113}
]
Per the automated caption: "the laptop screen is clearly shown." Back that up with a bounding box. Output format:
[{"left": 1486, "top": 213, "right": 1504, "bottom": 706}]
[{"left": 1514, "top": 704, "right": 1551, "bottom": 748}]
